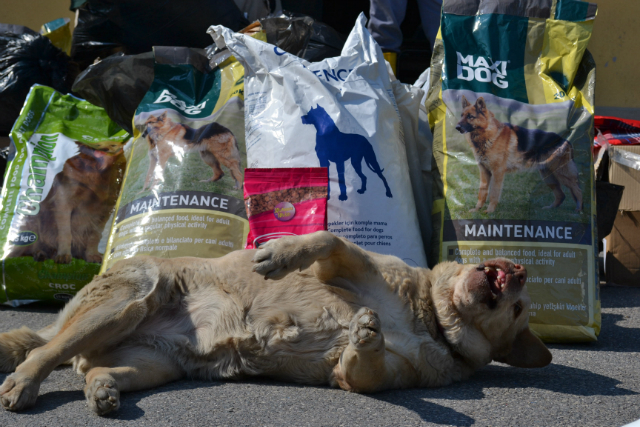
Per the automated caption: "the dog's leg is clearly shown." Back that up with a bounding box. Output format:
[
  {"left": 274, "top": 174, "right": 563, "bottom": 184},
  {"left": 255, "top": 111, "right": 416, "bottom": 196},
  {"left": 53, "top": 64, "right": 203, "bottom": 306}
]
[
  {"left": 485, "top": 168, "right": 505, "bottom": 213},
  {"left": 141, "top": 150, "right": 158, "bottom": 192},
  {"left": 336, "top": 161, "right": 348, "bottom": 201},
  {"left": 0, "top": 263, "right": 160, "bottom": 411},
  {"left": 350, "top": 156, "right": 367, "bottom": 194},
  {"left": 318, "top": 157, "right": 331, "bottom": 199},
  {"left": 253, "top": 231, "right": 377, "bottom": 283},
  {"left": 0, "top": 327, "right": 48, "bottom": 373},
  {"left": 538, "top": 168, "right": 566, "bottom": 209},
  {"left": 82, "top": 225, "right": 104, "bottom": 264},
  {"left": 332, "top": 308, "right": 418, "bottom": 393},
  {"left": 84, "top": 346, "right": 184, "bottom": 416},
  {"left": 554, "top": 162, "right": 582, "bottom": 212},
  {"left": 470, "top": 164, "right": 491, "bottom": 212},
  {"left": 52, "top": 195, "right": 73, "bottom": 264},
  {"left": 199, "top": 150, "right": 224, "bottom": 183}
]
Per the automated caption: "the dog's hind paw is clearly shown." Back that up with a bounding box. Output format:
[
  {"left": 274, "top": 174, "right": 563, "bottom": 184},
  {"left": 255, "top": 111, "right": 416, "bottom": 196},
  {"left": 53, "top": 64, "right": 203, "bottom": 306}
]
[
  {"left": 0, "top": 373, "right": 40, "bottom": 411},
  {"left": 85, "top": 374, "right": 120, "bottom": 416},
  {"left": 349, "top": 308, "right": 383, "bottom": 350}
]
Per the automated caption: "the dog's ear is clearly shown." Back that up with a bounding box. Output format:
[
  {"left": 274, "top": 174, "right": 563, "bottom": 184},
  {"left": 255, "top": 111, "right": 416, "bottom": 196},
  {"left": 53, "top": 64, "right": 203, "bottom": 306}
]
[
  {"left": 158, "top": 112, "right": 167, "bottom": 121},
  {"left": 475, "top": 97, "right": 487, "bottom": 112},
  {"left": 461, "top": 95, "right": 470, "bottom": 109},
  {"left": 495, "top": 327, "right": 552, "bottom": 368}
]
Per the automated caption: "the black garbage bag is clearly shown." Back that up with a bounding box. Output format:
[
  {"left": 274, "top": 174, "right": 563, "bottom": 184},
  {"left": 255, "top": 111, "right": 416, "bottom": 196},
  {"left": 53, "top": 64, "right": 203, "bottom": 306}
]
[
  {"left": 259, "top": 12, "right": 314, "bottom": 58},
  {"left": 258, "top": 11, "right": 344, "bottom": 62},
  {"left": 303, "top": 19, "right": 345, "bottom": 62},
  {"left": 71, "top": 0, "right": 249, "bottom": 70},
  {"left": 72, "top": 51, "right": 154, "bottom": 134},
  {"left": 0, "top": 31, "right": 74, "bottom": 135}
]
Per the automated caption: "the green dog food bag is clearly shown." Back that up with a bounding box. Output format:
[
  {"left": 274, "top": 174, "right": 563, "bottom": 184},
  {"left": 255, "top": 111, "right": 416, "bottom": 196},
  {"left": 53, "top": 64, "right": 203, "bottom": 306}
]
[
  {"left": 427, "top": 0, "right": 600, "bottom": 341},
  {"left": 0, "top": 85, "right": 129, "bottom": 305},
  {"left": 100, "top": 47, "right": 249, "bottom": 273}
]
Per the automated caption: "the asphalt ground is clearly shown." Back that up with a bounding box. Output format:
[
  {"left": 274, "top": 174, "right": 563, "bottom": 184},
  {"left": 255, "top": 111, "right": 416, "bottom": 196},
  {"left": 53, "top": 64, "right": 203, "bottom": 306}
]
[{"left": 0, "top": 285, "right": 638, "bottom": 427}]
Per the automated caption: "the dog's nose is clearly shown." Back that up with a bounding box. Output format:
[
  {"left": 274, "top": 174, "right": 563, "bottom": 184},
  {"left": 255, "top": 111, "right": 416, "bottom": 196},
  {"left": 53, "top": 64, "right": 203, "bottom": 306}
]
[
  {"left": 513, "top": 264, "right": 527, "bottom": 287},
  {"left": 455, "top": 125, "right": 462, "bottom": 133}
]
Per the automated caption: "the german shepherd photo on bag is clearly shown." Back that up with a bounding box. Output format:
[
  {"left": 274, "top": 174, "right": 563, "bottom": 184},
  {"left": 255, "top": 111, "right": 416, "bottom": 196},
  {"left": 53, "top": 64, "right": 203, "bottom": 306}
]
[
  {"left": 8, "top": 142, "right": 125, "bottom": 264},
  {"left": 455, "top": 96, "right": 582, "bottom": 214},
  {"left": 140, "top": 111, "right": 243, "bottom": 192}
]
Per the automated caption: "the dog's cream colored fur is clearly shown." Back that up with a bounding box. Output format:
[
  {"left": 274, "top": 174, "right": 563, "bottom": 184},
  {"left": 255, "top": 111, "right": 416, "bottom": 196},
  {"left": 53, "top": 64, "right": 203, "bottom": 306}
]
[{"left": 0, "top": 231, "right": 551, "bottom": 415}]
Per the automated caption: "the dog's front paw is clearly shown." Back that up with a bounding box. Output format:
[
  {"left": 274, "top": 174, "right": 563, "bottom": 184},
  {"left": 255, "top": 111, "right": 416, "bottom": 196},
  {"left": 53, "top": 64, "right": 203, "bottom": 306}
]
[
  {"left": 338, "top": 194, "right": 348, "bottom": 201},
  {"left": 54, "top": 253, "right": 73, "bottom": 264},
  {"left": 85, "top": 254, "right": 103, "bottom": 264},
  {"left": 85, "top": 374, "right": 120, "bottom": 416},
  {"left": 349, "top": 308, "right": 383, "bottom": 350},
  {"left": 0, "top": 373, "right": 40, "bottom": 411},
  {"left": 252, "top": 237, "right": 315, "bottom": 280}
]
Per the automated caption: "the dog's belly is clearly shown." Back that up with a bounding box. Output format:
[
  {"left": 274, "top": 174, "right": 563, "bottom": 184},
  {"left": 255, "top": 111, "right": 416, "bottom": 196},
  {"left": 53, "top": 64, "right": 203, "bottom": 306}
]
[{"left": 129, "top": 267, "right": 355, "bottom": 384}]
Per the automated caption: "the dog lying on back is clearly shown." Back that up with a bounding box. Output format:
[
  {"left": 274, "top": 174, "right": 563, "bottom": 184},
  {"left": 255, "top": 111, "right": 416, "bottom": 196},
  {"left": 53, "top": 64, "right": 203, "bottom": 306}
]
[
  {"left": 0, "top": 231, "right": 551, "bottom": 415},
  {"left": 456, "top": 96, "right": 582, "bottom": 214},
  {"left": 141, "top": 112, "right": 243, "bottom": 191},
  {"left": 301, "top": 105, "right": 392, "bottom": 201},
  {"left": 9, "top": 142, "right": 124, "bottom": 264}
]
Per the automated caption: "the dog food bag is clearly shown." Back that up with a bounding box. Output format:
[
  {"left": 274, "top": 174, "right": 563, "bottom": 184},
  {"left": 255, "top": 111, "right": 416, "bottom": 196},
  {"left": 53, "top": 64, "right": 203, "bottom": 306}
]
[
  {"left": 244, "top": 167, "right": 328, "bottom": 249},
  {"left": 100, "top": 47, "right": 249, "bottom": 273},
  {"left": 0, "top": 84, "right": 129, "bottom": 305},
  {"left": 209, "top": 14, "right": 428, "bottom": 267},
  {"left": 427, "top": 0, "right": 600, "bottom": 341}
]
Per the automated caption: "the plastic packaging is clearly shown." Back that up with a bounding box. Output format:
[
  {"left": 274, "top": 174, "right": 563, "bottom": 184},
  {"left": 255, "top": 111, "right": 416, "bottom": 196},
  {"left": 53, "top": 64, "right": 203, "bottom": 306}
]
[
  {"left": 210, "top": 14, "right": 428, "bottom": 267},
  {"left": 244, "top": 167, "right": 328, "bottom": 249},
  {"left": 70, "top": 0, "right": 249, "bottom": 70},
  {"left": 0, "top": 32, "right": 73, "bottom": 135},
  {"left": 0, "top": 85, "right": 129, "bottom": 305},
  {"left": 100, "top": 47, "right": 249, "bottom": 273},
  {"left": 427, "top": 0, "right": 599, "bottom": 341}
]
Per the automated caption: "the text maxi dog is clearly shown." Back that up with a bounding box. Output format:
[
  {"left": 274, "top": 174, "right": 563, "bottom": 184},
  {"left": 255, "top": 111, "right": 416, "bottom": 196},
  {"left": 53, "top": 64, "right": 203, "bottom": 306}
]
[
  {"left": 0, "top": 232, "right": 551, "bottom": 415},
  {"left": 426, "top": 0, "right": 600, "bottom": 341}
]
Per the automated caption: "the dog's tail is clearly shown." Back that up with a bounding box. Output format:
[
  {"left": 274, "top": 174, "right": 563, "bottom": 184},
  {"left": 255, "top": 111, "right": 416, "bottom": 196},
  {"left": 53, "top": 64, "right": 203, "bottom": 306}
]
[
  {"left": 0, "top": 326, "right": 48, "bottom": 372},
  {"left": 363, "top": 144, "right": 385, "bottom": 174},
  {"left": 537, "top": 141, "right": 574, "bottom": 169}
]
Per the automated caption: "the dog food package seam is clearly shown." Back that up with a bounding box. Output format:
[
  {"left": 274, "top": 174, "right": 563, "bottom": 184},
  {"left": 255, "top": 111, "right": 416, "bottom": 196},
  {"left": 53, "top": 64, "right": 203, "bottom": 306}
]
[
  {"left": 390, "top": 78, "right": 435, "bottom": 267},
  {"left": 426, "top": 0, "right": 600, "bottom": 341},
  {"left": 209, "top": 14, "right": 428, "bottom": 268},
  {"left": 244, "top": 167, "right": 328, "bottom": 249},
  {"left": 0, "top": 84, "right": 129, "bottom": 305},
  {"left": 100, "top": 47, "right": 249, "bottom": 273}
]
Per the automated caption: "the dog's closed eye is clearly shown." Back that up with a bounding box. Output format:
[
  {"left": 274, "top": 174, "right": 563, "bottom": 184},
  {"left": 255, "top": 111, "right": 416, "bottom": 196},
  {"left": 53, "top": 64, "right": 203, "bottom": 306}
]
[{"left": 514, "top": 301, "right": 523, "bottom": 318}]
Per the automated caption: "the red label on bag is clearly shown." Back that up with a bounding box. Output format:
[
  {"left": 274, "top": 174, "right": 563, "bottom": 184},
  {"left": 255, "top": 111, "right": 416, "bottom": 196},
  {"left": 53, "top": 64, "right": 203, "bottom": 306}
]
[{"left": 244, "top": 168, "right": 328, "bottom": 249}]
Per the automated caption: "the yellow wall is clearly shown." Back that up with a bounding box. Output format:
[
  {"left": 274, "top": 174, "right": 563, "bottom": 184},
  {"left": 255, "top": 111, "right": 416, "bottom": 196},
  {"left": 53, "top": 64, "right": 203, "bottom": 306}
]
[
  {"left": 3, "top": 0, "right": 75, "bottom": 33},
  {"left": 1, "top": 0, "right": 639, "bottom": 111},
  {"left": 589, "top": 0, "right": 640, "bottom": 109}
]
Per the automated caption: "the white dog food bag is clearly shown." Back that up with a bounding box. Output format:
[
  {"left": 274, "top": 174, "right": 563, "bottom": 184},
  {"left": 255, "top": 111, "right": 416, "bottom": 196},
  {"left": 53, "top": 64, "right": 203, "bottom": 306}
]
[{"left": 209, "top": 14, "right": 427, "bottom": 267}]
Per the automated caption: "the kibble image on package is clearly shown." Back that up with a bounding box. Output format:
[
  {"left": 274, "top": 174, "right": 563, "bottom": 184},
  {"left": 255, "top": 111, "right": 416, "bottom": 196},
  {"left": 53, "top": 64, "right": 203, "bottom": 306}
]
[
  {"left": 100, "top": 47, "right": 249, "bottom": 272},
  {"left": 427, "top": 0, "right": 600, "bottom": 341}
]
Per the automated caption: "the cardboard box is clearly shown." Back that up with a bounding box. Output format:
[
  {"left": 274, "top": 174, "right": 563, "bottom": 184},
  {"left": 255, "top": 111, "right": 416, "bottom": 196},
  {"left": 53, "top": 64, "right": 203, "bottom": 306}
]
[
  {"left": 605, "top": 211, "right": 640, "bottom": 286},
  {"left": 608, "top": 145, "right": 640, "bottom": 211},
  {"left": 605, "top": 145, "right": 640, "bottom": 285}
]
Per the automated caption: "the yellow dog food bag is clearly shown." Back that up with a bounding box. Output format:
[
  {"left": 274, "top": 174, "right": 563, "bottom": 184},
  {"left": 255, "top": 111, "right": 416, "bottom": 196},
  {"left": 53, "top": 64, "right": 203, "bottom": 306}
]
[
  {"left": 100, "top": 47, "right": 249, "bottom": 272},
  {"left": 427, "top": 0, "right": 599, "bottom": 341}
]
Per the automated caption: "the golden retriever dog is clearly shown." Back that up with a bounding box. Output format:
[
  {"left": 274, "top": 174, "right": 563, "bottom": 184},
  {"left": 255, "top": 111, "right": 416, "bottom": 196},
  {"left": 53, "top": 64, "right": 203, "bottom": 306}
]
[
  {"left": 140, "top": 112, "right": 243, "bottom": 192},
  {"left": 0, "top": 231, "right": 551, "bottom": 415},
  {"left": 456, "top": 96, "right": 582, "bottom": 214}
]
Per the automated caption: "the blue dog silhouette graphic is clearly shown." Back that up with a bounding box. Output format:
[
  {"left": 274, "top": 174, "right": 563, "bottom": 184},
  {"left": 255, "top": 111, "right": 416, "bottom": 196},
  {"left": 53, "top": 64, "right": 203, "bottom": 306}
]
[{"left": 301, "top": 105, "right": 393, "bottom": 201}]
